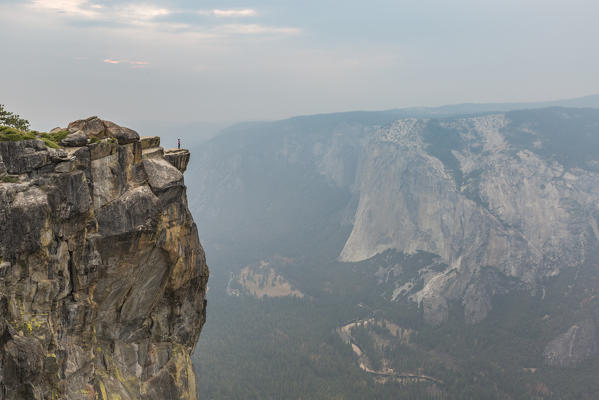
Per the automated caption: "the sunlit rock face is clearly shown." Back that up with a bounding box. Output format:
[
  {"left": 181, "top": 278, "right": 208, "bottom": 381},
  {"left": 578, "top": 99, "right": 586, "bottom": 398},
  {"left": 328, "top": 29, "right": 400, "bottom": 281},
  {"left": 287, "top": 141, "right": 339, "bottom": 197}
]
[
  {"left": 0, "top": 118, "right": 208, "bottom": 399},
  {"left": 340, "top": 113, "right": 599, "bottom": 324}
]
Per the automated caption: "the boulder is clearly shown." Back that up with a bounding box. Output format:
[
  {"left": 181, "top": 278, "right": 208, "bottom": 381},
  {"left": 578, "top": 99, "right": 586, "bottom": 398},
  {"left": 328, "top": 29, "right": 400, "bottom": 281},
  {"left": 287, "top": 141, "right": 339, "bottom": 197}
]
[
  {"left": 66, "top": 117, "right": 140, "bottom": 145},
  {"left": 104, "top": 120, "right": 140, "bottom": 145},
  {"left": 68, "top": 116, "right": 106, "bottom": 138},
  {"left": 61, "top": 131, "right": 88, "bottom": 147},
  {"left": 143, "top": 157, "right": 184, "bottom": 192}
]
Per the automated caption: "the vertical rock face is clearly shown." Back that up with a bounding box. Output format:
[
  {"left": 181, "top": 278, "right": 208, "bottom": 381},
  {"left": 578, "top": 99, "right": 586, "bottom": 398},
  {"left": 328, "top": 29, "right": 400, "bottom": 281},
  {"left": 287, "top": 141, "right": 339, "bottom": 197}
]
[
  {"left": 339, "top": 113, "right": 599, "bottom": 324},
  {"left": 0, "top": 118, "right": 208, "bottom": 399}
]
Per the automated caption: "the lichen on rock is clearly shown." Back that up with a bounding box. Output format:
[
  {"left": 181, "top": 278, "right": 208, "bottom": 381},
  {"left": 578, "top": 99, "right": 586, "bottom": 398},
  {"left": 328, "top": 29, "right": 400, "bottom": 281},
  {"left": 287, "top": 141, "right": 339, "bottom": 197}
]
[{"left": 0, "top": 118, "right": 208, "bottom": 399}]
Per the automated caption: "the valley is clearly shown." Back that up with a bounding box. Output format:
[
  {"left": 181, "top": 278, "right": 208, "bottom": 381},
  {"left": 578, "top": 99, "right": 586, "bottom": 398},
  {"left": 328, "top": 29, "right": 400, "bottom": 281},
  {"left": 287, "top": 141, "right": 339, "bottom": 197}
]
[{"left": 189, "top": 104, "right": 599, "bottom": 399}]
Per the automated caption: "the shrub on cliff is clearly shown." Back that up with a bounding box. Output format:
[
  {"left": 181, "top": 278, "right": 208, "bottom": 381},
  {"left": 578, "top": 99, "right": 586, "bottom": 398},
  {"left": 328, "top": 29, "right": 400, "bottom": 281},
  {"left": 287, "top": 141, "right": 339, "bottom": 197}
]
[
  {"left": 0, "top": 104, "right": 29, "bottom": 131},
  {"left": 0, "top": 104, "right": 68, "bottom": 149},
  {"left": 0, "top": 126, "right": 68, "bottom": 149},
  {"left": 0, "top": 126, "right": 35, "bottom": 141}
]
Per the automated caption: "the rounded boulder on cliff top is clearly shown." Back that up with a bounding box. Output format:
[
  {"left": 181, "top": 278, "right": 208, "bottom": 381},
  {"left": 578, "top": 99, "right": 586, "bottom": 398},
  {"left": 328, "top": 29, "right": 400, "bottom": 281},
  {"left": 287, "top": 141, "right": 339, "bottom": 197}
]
[
  {"left": 67, "top": 117, "right": 140, "bottom": 145},
  {"left": 103, "top": 120, "right": 140, "bottom": 145},
  {"left": 68, "top": 116, "right": 106, "bottom": 138}
]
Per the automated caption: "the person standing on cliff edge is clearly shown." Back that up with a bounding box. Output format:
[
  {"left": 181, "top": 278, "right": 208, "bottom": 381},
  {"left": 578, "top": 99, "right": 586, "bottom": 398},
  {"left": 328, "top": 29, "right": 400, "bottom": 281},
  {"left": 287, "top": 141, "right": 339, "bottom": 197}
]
[{"left": 178, "top": 138, "right": 181, "bottom": 149}]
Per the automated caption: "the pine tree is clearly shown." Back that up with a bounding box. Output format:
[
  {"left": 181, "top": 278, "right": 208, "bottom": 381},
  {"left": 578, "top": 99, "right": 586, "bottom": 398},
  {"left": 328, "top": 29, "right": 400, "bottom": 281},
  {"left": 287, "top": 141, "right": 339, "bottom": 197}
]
[{"left": 0, "top": 104, "right": 30, "bottom": 131}]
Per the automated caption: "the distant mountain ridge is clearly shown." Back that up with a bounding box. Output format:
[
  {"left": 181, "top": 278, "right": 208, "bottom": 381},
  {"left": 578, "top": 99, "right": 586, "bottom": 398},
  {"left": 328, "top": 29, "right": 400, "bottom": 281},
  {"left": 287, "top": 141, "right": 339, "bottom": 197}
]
[
  {"left": 395, "top": 94, "right": 599, "bottom": 116},
  {"left": 220, "top": 94, "right": 599, "bottom": 135}
]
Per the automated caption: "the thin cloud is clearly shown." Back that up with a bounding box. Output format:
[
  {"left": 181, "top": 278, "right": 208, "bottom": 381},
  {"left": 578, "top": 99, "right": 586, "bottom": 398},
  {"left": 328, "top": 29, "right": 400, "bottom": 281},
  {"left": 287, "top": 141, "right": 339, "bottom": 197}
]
[
  {"left": 28, "top": 0, "right": 169, "bottom": 22},
  {"left": 103, "top": 59, "right": 149, "bottom": 68},
  {"left": 118, "top": 4, "right": 170, "bottom": 22},
  {"left": 218, "top": 24, "right": 301, "bottom": 35},
  {"left": 28, "top": 2, "right": 257, "bottom": 21},
  {"left": 29, "top": 0, "right": 101, "bottom": 18},
  {"left": 212, "top": 9, "right": 257, "bottom": 17},
  {"left": 23, "top": 1, "right": 299, "bottom": 38}
]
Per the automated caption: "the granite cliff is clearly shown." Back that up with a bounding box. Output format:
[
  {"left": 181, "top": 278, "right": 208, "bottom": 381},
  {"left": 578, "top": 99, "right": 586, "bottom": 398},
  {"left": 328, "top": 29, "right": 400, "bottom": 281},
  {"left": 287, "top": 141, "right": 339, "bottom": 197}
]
[
  {"left": 0, "top": 117, "right": 208, "bottom": 399},
  {"left": 340, "top": 111, "right": 599, "bottom": 329}
]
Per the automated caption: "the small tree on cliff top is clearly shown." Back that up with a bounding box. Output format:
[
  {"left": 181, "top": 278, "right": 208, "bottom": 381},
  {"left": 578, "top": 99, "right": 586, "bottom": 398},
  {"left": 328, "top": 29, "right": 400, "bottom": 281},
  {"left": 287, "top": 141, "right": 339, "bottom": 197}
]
[{"left": 0, "top": 104, "right": 30, "bottom": 131}]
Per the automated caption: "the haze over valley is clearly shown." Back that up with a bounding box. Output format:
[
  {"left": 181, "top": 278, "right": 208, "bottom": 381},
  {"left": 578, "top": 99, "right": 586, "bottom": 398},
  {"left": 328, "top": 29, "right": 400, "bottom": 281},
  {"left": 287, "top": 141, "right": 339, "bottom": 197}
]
[
  {"left": 188, "top": 98, "right": 599, "bottom": 398},
  {"left": 2, "top": 0, "right": 599, "bottom": 398}
]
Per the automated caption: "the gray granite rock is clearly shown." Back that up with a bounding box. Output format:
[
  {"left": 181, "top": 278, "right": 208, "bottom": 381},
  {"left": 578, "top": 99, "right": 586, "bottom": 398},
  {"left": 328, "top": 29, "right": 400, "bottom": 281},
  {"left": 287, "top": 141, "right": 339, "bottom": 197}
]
[
  {"left": 164, "top": 149, "right": 191, "bottom": 172},
  {"left": 336, "top": 115, "right": 599, "bottom": 324},
  {"left": 143, "top": 157, "right": 184, "bottom": 192},
  {"left": 544, "top": 319, "right": 598, "bottom": 367},
  {"left": 104, "top": 120, "right": 140, "bottom": 145},
  {"left": 141, "top": 136, "right": 161, "bottom": 150},
  {"left": 68, "top": 116, "right": 106, "bottom": 138},
  {"left": 0, "top": 140, "right": 51, "bottom": 174},
  {"left": 0, "top": 118, "right": 208, "bottom": 399},
  {"left": 67, "top": 117, "right": 139, "bottom": 145},
  {"left": 142, "top": 147, "right": 164, "bottom": 160},
  {"left": 61, "top": 131, "right": 88, "bottom": 147}
]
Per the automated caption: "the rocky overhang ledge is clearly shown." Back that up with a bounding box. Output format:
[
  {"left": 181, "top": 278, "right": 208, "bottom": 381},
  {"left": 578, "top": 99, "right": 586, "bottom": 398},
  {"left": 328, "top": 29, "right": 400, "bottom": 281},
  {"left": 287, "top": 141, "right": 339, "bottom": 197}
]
[{"left": 0, "top": 117, "right": 208, "bottom": 399}]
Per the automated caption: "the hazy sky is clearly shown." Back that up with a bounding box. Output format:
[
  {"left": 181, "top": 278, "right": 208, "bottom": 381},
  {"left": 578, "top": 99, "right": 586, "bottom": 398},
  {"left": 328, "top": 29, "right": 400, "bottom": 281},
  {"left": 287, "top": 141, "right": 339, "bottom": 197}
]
[{"left": 1, "top": 0, "right": 598, "bottom": 130}]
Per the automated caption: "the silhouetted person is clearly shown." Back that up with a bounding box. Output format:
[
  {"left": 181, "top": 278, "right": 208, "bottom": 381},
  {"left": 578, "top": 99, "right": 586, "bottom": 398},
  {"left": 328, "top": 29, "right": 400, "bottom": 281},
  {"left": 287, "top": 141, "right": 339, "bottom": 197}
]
[{"left": 178, "top": 138, "right": 181, "bottom": 149}]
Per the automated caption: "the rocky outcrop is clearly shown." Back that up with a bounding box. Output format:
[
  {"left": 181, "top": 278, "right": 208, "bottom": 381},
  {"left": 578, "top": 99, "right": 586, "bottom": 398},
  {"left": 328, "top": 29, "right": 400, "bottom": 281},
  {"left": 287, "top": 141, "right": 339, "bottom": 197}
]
[
  {"left": 0, "top": 118, "right": 208, "bottom": 399},
  {"left": 228, "top": 257, "right": 304, "bottom": 299},
  {"left": 164, "top": 149, "right": 191, "bottom": 173},
  {"left": 61, "top": 132, "right": 88, "bottom": 147},
  {"left": 0, "top": 139, "right": 70, "bottom": 175},
  {"left": 67, "top": 116, "right": 140, "bottom": 145},
  {"left": 544, "top": 320, "right": 598, "bottom": 367}
]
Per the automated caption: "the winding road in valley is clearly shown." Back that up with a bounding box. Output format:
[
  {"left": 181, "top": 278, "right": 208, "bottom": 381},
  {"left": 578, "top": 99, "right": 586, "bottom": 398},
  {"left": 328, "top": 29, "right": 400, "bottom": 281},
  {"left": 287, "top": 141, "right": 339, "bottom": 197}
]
[{"left": 337, "top": 317, "right": 442, "bottom": 385}]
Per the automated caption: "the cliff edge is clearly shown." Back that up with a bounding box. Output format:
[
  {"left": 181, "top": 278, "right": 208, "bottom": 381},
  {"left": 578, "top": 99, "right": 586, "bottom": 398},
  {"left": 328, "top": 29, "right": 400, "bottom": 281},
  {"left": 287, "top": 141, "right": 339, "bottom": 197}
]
[{"left": 0, "top": 117, "right": 208, "bottom": 399}]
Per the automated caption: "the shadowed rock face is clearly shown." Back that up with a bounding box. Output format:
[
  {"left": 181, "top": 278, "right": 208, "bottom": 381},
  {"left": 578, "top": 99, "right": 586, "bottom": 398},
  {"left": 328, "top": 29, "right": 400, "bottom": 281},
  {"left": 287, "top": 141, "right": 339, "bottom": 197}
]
[
  {"left": 0, "top": 119, "right": 208, "bottom": 399},
  {"left": 164, "top": 149, "right": 191, "bottom": 173},
  {"left": 544, "top": 319, "right": 598, "bottom": 367}
]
